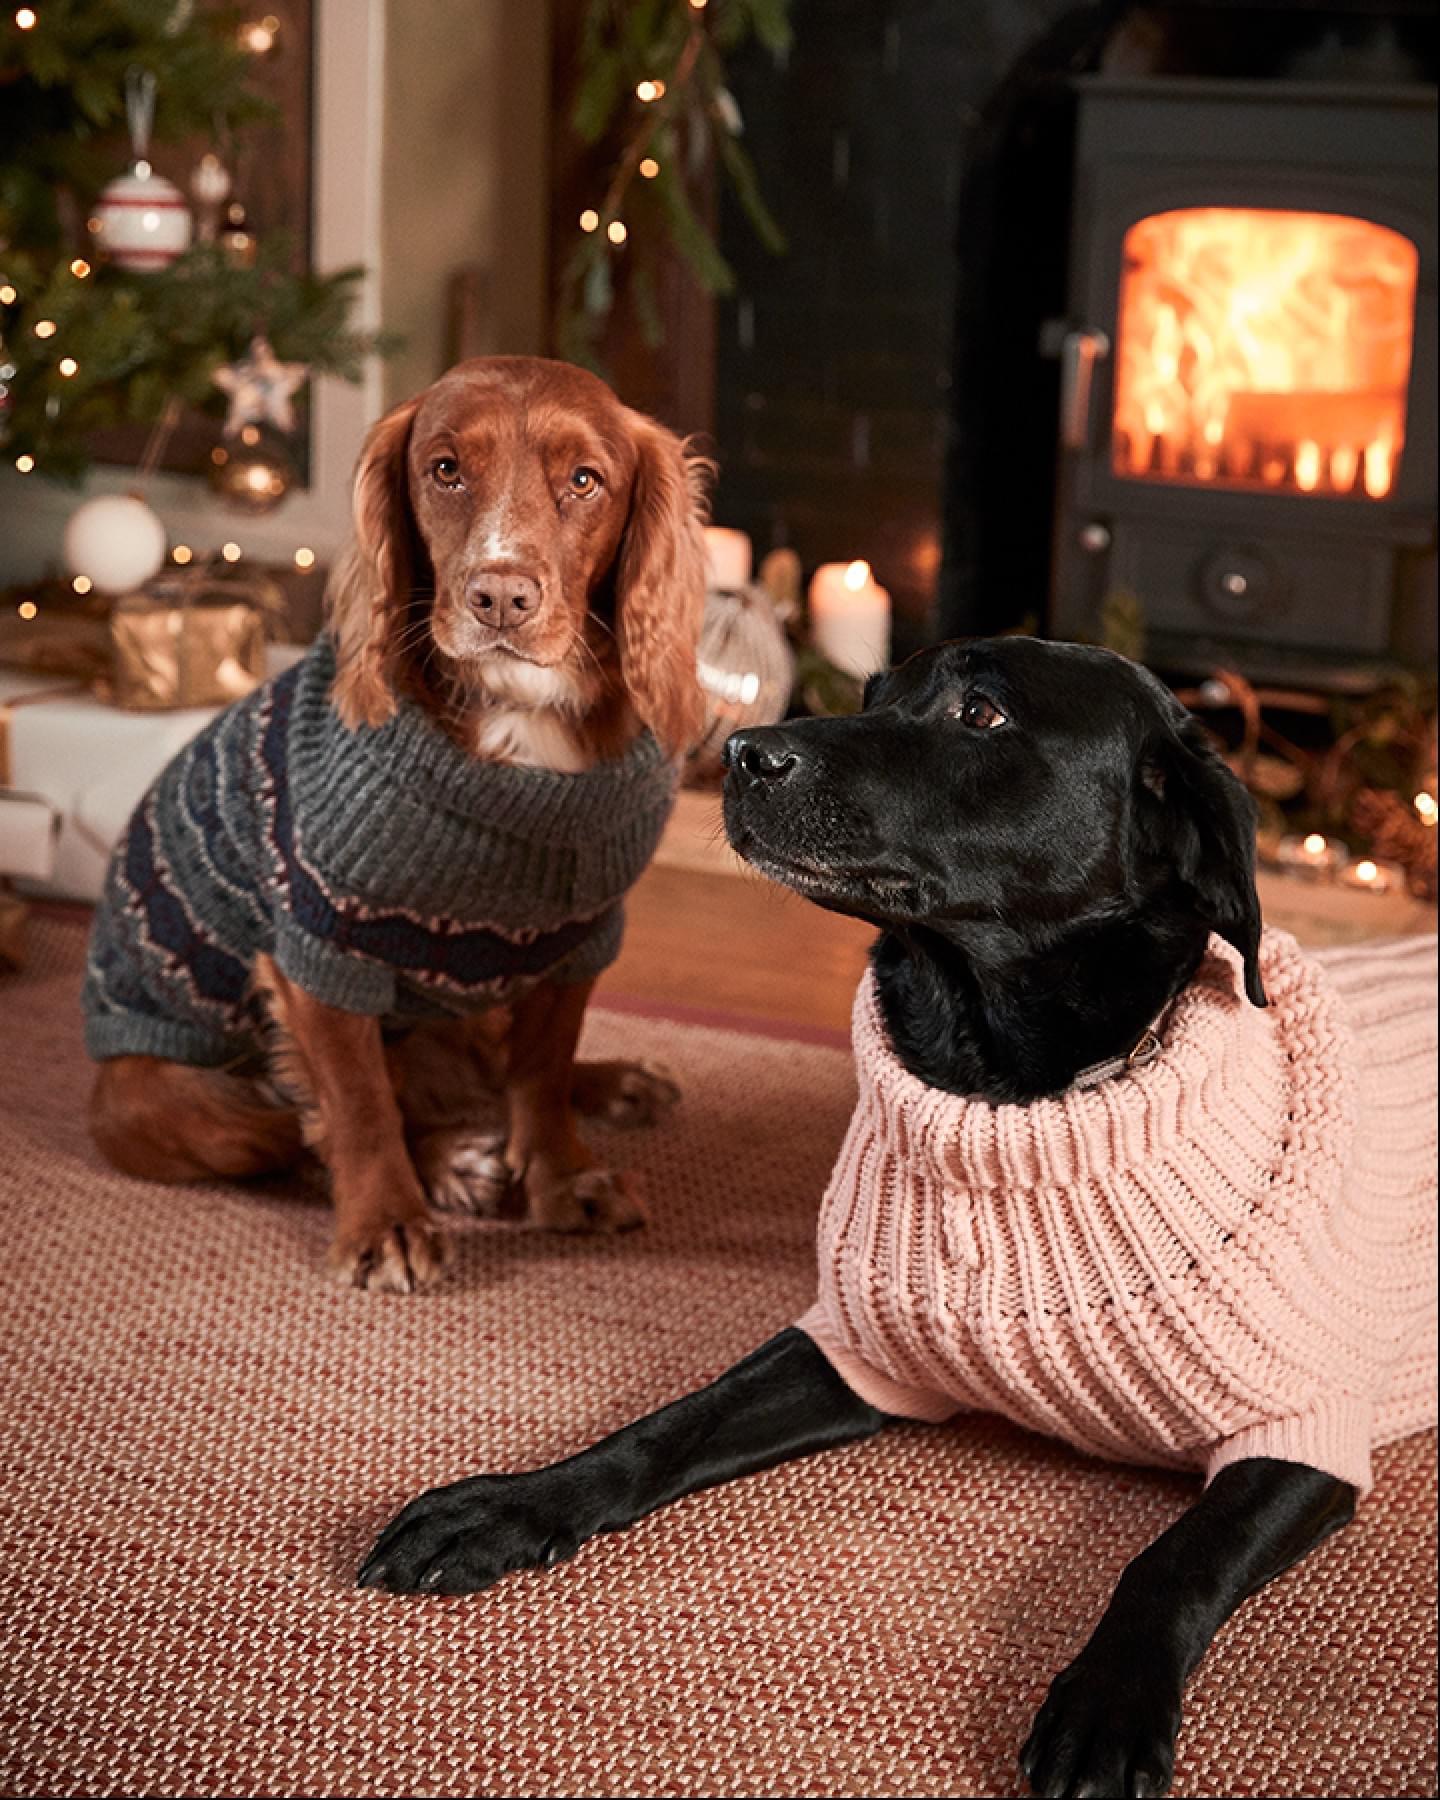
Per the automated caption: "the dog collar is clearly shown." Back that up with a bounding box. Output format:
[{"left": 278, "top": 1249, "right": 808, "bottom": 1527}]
[{"left": 1068, "top": 1010, "right": 1169, "bottom": 1092}]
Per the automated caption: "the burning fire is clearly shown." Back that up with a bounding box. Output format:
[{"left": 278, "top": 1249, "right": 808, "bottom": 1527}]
[{"left": 1112, "top": 208, "right": 1418, "bottom": 498}]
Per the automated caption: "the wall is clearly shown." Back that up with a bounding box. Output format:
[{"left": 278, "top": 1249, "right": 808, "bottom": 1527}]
[
  {"left": 380, "top": 0, "right": 550, "bottom": 409},
  {"left": 711, "top": 0, "right": 1092, "bottom": 654}
]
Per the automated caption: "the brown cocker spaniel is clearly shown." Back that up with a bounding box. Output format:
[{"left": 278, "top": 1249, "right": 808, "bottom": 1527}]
[{"left": 87, "top": 357, "right": 710, "bottom": 1291}]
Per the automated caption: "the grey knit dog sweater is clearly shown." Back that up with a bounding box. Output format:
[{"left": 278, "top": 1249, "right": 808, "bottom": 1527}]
[{"left": 83, "top": 636, "right": 679, "bottom": 1067}]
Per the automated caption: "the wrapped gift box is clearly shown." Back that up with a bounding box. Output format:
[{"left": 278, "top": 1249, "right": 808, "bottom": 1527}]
[
  {"left": 0, "top": 644, "right": 304, "bottom": 901},
  {"left": 107, "top": 567, "right": 283, "bottom": 710}
]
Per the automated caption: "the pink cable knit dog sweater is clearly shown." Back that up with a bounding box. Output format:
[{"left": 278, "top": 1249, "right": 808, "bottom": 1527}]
[{"left": 798, "top": 930, "right": 1437, "bottom": 1495}]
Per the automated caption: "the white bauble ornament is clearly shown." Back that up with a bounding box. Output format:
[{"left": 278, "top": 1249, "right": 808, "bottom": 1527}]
[
  {"left": 63, "top": 494, "right": 168, "bottom": 594},
  {"left": 92, "top": 167, "right": 193, "bottom": 272},
  {"left": 691, "top": 583, "right": 796, "bottom": 774}
]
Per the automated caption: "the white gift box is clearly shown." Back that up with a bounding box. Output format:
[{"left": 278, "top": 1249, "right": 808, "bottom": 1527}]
[
  {"left": 0, "top": 644, "right": 303, "bottom": 901},
  {"left": 0, "top": 791, "right": 59, "bottom": 881}
]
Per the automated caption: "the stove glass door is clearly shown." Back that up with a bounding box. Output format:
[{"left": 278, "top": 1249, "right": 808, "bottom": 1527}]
[{"left": 1111, "top": 207, "right": 1418, "bottom": 500}]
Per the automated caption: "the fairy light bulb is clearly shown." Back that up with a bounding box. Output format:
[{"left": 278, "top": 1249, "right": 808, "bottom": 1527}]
[
  {"left": 17, "top": 600, "right": 38, "bottom": 619},
  {"left": 639, "top": 157, "right": 660, "bottom": 179},
  {"left": 1302, "top": 833, "right": 1327, "bottom": 856},
  {"left": 579, "top": 209, "right": 599, "bottom": 233},
  {"left": 1415, "top": 792, "right": 1438, "bottom": 826},
  {"left": 14, "top": 454, "right": 35, "bottom": 473},
  {"left": 221, "top": 542, "right": 243, "bottom": 563},
  {"left": 16, "top": 8, "right": 38, "bottom": 28},
  {"left": 607, "top": 219, "right": 628, "bottom": 246},
  {"left": 70, "top": 259, "right": 91, "bottom": 279},
  {"left": 0, "top": 284, "right": 18, "bottom": 305},
  {"left": 635, "top": 79, "right": 665, "bottom": 103},
  {"left": 33, "top": 319, "right": 56, "bottom": 339},
  {"left": 172, "top": 545, "right": 193, "bottom": 565},
  {"left": 58, "top": 356, "right": 78, "bottom": 377},
  {"left": 239, "top": 15, "right": 279, "bottom": 53},
  {"left": 294, "top": 546, "right": 316, "bottom": 570},
  {"left": 72, "top": 575, "right": 92, "bottom": 595}
]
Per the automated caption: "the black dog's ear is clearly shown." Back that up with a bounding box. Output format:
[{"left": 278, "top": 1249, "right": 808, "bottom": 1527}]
[{"left": 1138, "top": 717, "right": 1268, "bottom": 1007}]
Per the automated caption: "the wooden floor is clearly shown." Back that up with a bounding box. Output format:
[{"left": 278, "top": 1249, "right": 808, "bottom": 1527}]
[
  {"left": 598, "top": 862, "right": 875, "bottom": 1032},
  {"left": 600, "top": 853, "right": 1438, "bottom": 1036}
]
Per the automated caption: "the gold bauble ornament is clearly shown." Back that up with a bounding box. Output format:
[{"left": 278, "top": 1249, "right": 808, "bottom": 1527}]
[{"left": 208, "top": 428, "right": 294, "bottom": 514}]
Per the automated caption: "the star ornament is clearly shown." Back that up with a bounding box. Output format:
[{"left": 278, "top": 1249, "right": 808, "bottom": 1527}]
[{"left": 213, "top": 335, "right": 308, "bottom": 436}]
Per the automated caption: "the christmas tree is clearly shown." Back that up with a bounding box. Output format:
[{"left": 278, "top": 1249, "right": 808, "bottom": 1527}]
[{"left": 0, "top": 0, "right": 371, "bottom": 482}]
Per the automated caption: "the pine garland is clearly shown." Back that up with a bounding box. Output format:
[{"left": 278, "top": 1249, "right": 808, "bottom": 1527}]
[{"left": 556, "top": 0, "right": 792, "bottom": 369}]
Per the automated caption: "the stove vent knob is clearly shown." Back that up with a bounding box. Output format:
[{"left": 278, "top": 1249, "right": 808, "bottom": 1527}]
[{"left": 1200, "top": 547, "right": 1275, "bottom": 620}]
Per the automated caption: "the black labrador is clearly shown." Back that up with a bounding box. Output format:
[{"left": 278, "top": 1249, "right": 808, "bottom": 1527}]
[{"left": 359, "top": 637, "right": 1354, "bottom": 1799}]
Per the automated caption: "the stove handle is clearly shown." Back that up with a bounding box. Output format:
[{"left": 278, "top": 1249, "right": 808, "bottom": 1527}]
[{"left": 1056, "top": 327, "right": 1110, "bottom": 451}]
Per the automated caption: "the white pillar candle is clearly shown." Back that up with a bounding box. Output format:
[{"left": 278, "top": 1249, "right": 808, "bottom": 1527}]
[
  {"left": 703, "top": 526, "right": 753, "bottom": 591},
  {"left": 808, "top": 559, "right": 891, "bottom": 680}
]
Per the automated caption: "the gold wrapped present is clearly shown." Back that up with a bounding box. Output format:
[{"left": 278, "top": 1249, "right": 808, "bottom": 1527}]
[{"left": 107, "top": 567, "right": 286, "bottom": 711}]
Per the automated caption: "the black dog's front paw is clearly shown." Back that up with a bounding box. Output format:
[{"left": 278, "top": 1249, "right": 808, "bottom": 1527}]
[
  {"left": 1020, "top": 1646, "right": 1183, "bottom": 1799},
  {"left": 357, "top": 1470, "right": 584, "bottom": 1596}
]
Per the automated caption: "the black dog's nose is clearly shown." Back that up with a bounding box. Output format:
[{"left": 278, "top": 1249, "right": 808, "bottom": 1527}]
[{"left": 723, "top": 729, "right": 798, "bottom": 783}]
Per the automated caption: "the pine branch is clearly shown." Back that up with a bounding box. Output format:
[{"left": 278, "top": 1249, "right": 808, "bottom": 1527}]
[{"left": 555, "top": 0, "right": 792, "bottom": 375}]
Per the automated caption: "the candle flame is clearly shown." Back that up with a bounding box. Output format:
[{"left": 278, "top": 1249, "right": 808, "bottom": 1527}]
[
  {"left": 843, "top": 560, "right": 871, "bottom": 591},
  {"left": 1355, "top": 860, "right": 1379, "bottom": 883},
  {"left": 1302, "top": 833, "right": 1327, "bottom": 855}
]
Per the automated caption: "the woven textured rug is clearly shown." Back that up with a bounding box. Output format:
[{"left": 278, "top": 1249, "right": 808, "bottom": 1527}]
[{"left": 1, "top": 916, "right": 1435, "bottom": 1800}]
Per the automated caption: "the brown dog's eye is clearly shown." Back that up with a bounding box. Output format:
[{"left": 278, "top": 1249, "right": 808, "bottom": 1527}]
[
  {"left": 431, "top": 457, "right": 462, "bottom": 488},
  {"left": 567, "top": 466, "right": 602, "bottom": 497},
  {"left": 957, "top": 693, "right": 1007, "bottom": 731}
]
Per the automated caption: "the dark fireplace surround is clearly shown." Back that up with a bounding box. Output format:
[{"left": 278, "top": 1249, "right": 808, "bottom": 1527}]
[{"left": 712, "top": 3, "right": 1436, "bottom": 684}]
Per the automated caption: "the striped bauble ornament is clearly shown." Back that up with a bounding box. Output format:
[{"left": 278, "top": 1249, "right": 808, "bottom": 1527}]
[{"left": 92, "top": 165, "right": 194, "bottom": 272}]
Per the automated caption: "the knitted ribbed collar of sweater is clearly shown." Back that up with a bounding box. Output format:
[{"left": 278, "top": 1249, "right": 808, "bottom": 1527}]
[
  {"left": 285, "top": 636, "right": 678, "bottom": 932},
  {"left": 849, "top": 927, "right": 1348, "bottom": 1200}
]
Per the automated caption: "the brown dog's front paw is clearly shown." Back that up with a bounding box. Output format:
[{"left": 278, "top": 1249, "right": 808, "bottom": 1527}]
[
  {"left": 572, "top": 1060, "right": 681, "bottom": 1129},
  {"left": 328, "top": 1215, "right": 447, "bottom": 1294},
  {"left": 414, "top": 1128, "right": 512, "bottom": 1216},
  {"left": 525, "top": 1166, "right": 648, "bottom": 1233}
]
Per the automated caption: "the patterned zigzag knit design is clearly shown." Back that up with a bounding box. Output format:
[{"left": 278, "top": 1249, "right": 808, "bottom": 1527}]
[
  {"left": 798, "top": 930, "right": 1438, "bottom": 1496},
  {"left": 83, "top": 636, "right": 679, "bottom": 1067}
]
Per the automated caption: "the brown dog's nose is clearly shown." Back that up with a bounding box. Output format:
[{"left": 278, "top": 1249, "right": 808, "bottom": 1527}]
[{"left": 468, "top": 568, "right": 542, "bottom": 631}]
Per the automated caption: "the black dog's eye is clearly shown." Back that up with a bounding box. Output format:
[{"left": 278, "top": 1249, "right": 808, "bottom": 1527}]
[
  {"left": 956, "top": 693, "right": 1008, "bottom": 731},
  {"left": 430, "top": 457, "right": 463, "bottom": 489},
  {"left": 568, "top": 466, "right": 603, "bottom": 497}
]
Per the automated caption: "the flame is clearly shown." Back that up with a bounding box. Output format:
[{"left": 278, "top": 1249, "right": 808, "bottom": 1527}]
[
  {"left": 843, "top": 560, "right": 871, "bottom": 591},
  {"left": 1113, "top": 208, "right": 1417, "bottom": 500}
]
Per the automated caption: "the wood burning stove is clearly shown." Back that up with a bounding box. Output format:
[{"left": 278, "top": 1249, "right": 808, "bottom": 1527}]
[{"left": 1048, "top": 76, "right": 1437, "bottom": 682}]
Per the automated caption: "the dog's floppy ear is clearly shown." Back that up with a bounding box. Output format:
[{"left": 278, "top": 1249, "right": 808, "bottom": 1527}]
[
  {"left": 327, "top": 396, "right": 423, "bottom": 729},
  {"left": 615, "top": 412, "right": 711, "bottom": 755},
  {"left": 1138, "top": 714, "right": 1268, "bottom": 1007}
]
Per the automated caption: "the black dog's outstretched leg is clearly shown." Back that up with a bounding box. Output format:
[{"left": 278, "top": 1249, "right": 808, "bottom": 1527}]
[
  {"left": 358, "top": 1327, "right": 886, "bottom": 1594},
  {"left": 1021, "top": 1457, "right": 1356, "bottom": 1799}
]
